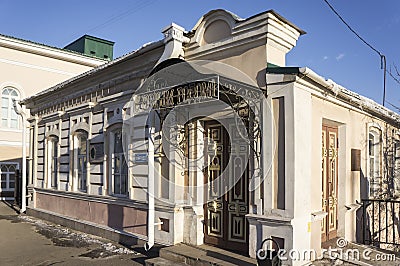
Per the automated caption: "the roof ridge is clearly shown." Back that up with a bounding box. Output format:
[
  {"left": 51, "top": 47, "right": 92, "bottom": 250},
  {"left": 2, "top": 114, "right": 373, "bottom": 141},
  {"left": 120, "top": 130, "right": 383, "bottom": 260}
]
[
  {"left": 22, "top": 40, "right": 164, "bottom": 104},
  {"left": 0, "top": 33, "right": 109, "bottom": 61}
]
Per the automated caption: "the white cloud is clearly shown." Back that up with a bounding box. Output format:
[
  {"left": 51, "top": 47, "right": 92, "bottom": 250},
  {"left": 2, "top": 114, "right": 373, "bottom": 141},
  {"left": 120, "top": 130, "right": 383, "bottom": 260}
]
[
  {"left": 323, "top": 56, "right": 328, "bottom": 60},
  {"left": 336, "top": 53, "right": 345, "bottom": 61}
]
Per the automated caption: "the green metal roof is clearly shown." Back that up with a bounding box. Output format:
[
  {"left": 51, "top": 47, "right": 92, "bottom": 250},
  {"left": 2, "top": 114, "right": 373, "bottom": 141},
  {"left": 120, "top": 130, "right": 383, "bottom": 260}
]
[{"left": 64, "top": 35, "right": 115, "bottom": 60}]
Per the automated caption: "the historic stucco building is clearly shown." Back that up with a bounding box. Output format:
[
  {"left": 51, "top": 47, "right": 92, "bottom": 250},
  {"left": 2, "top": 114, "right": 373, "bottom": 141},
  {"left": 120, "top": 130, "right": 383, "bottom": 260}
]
[{"left": 20, "top": 9, "right": 400, "bottom": 265}]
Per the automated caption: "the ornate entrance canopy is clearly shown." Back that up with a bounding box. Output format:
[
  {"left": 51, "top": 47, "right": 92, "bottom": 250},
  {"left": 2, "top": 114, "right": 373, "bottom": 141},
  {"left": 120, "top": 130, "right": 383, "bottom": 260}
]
[{"left": 123, "top": 59, "right": 266, "bottom": 206}]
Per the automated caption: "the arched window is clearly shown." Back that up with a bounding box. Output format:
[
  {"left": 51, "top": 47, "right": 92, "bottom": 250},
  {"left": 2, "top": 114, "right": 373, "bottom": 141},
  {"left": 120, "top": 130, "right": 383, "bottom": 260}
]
[
  {"left": 368, "top": 129, "right": 381, "bottom": 198},
  {"left": 0, "top": 163, "right": 18, "bottom": 192},
  {"left": 109, "top": 128, "right": 128, "bottom": 196},
  {"left": 1, "top": 87, "right": 20, "bottom": 129},
  {"left": 47, "top": 136, "right": 59, "bottom": 189},
  {"left": 393, "top": 138, "right": 400, "bottom": 196},
  {"left": 73, "top": 131, "right": 88, "bottom": 192}
]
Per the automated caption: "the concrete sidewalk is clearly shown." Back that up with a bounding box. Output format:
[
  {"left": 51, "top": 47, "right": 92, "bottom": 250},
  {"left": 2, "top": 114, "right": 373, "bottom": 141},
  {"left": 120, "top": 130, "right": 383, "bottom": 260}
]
[{"left": 0, "top": 201, "right": 149, "bottom": 265}]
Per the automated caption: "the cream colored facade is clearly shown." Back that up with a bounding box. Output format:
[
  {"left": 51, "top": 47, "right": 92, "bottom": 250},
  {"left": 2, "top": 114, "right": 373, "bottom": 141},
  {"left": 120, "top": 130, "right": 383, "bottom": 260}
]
[
  {"left": 0, "top": 34, "right": 107, "bottom": 199},
  {"left": 21, "top": 9, "right": 400, "bottom": 265},
  {"left": 263, "top": 68, "right": 400, "bottom": 264}
]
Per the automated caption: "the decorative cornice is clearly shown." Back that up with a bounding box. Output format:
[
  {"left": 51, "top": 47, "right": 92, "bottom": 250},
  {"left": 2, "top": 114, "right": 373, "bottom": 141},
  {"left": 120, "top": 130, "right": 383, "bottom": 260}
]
[
  {"left": 185, "top": 9, "right": 303, "bottom": 61},
  {"left": 156, "top": 23, "right": 189, "bottom": 64}
]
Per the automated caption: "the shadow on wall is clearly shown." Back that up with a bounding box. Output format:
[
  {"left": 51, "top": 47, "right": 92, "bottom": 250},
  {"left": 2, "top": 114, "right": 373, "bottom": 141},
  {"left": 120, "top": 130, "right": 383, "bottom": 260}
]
[
  {"left": 106, "top": 203, "right": 139, "bottom": 245},
  {"left": 356, "top": 170, "right": 371, "bottom": 244},
  {"left": 106, "top": 203, "right": 162, "bottom": 263},
  {"left": 108, "top": 203, "right": 124, "bottom": 231}
]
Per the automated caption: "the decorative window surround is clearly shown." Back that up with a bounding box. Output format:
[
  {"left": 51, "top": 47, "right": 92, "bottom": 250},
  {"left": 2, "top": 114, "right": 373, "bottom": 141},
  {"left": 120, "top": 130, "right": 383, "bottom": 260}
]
[
  {"left": 72, "top": 131, "right": 88, "bottom": 192},
  {"left": 108, "top": 127, "right": 128, "bottom": 197},
  {"left": 0, "top": 162, "right": 19, "bottom": 192},
  {"left": 1, "top": 87, "right": 20, "bottom": 129},
  {"left": 46, "top": 136, "right": 59, "bottom": 189},
  {"left": 367, "top": 123, "right": 382, "bottom": 198}
]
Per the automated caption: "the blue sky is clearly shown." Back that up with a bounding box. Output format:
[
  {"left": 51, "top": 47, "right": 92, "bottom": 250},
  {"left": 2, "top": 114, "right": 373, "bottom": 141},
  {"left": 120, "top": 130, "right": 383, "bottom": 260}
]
[{"left": 1, "top": 0, "right": 399, "bottom": 110}]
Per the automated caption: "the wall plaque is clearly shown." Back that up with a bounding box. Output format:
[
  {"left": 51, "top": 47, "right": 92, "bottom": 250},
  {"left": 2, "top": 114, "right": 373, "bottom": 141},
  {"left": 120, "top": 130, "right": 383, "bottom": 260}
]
[
  {"left": 134, "top": 153, "right": 148, "bottom": 163},
  {"left": 351, "top": 149, "right": 361, "bottom": 171}
]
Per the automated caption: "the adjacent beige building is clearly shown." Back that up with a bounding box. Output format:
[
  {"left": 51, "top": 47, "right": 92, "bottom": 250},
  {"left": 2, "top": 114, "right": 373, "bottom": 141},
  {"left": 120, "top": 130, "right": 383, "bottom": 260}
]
[{"left": 0, "top": 34, "right": 108, "bottom": 199}]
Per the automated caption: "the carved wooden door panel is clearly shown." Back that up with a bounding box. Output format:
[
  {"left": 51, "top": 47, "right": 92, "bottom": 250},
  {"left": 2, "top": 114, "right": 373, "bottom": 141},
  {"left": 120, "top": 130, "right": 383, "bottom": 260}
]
[
  {"left": 321, "top": 125, "right": 338, "bottom": 242},
  {"left": 203, "top": 121, "right": 248, "bottom": 253}
]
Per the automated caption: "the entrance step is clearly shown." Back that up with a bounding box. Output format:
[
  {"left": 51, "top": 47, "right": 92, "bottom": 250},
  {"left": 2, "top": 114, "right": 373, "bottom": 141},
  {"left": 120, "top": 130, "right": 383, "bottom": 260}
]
[
  {"left": 159, "top": 244, "right": 257, "bottom": 266},
  {"left": 145, "top": 257, "right": 188, "bottom": 266}
]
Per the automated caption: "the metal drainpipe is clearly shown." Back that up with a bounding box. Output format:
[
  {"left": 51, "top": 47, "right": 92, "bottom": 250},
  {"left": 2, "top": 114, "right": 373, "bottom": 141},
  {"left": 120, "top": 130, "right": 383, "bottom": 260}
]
[
  {"left": 145, "top": 127, "right": 155, "bottom": 251},
  {"left": 13, "top": 99, "right": 27, "bottom": 213}
]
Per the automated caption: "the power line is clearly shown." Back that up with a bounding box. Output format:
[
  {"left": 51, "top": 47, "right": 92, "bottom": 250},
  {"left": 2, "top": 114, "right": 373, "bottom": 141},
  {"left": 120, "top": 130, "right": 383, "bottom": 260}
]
[
  {"left": 323, "top": 0, "right": 382, "bottom": 57},
  {"left": 385, "top": 101, "right": 400, "bottom": 112},
  {"left": 86, "top": 0, "right": 157, "bottom": 34},
  {"left": 322, "top": 0, "right": 388, "bottom": 106},
  {"left": 387, "top": 67, "right": 400, "bottom": 85},
  {"left": 70, "top": 0, "right": 158, "bottom": 40}
]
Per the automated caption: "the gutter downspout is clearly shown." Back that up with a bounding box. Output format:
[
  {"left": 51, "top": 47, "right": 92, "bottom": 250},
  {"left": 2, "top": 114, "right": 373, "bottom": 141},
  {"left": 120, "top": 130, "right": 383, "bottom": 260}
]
[
  {"left": 145, "top": 127, "right": 155, "bottom": 251},
  {"left": 13, "top": 99, "right": 27, "bottom": 213}
]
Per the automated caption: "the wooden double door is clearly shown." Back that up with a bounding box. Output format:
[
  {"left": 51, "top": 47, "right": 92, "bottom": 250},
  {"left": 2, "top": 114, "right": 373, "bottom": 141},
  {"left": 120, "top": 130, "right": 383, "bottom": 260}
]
[
  {"left": 321, "top": 125, "right": 339, "bottom": 242},
  {"left": 203, "top": 121, "right": 249, "bottom": 253}
]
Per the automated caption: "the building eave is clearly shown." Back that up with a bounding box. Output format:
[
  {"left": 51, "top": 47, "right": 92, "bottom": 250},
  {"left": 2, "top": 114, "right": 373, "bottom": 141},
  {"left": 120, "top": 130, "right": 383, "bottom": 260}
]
[
  {"left": 21, "top": 40, "right": 165, "bottom": 107},
  {"left": 266, "top": 66, "right": 400, "bottom": 126},
  {"left": 0, "top": 34, "right": 108, "bottom": 67}
]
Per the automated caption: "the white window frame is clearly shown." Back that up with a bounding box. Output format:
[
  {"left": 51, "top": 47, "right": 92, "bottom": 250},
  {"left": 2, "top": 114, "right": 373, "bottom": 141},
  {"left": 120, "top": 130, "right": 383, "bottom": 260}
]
[
  {"left": 0, "top": 162, "right": 19, "bottom": 192},
  {"left": 72, "top": 131, "right": 88, "bottom": 192},
  {"left": 367, "top": 127, "right": 382, "bottom": 198},
  {"left": 46, "top": 136, "right": 59, "bottom": 189},
  {"left": 1, "top": 87, "right": 20, "bottom": 129},
  {"left": 109, "top": 128, "right": 128, "bottom": 197}
]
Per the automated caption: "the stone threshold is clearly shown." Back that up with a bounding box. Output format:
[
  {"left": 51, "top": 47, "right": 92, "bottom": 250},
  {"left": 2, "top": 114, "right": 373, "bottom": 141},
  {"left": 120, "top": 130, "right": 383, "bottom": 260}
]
[{"left": 158, "top": 243, "right": 257, "bottom": 266}]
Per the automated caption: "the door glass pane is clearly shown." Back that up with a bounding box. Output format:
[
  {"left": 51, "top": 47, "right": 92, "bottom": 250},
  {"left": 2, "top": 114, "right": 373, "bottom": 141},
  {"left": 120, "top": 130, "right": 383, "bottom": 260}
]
[
  {"left": 2, "top": 98, "right": 8, "bottom": 109},
  {"left": 114, "top": 131, "right": 123, "bottom": 153},
  {"left": 370, "top": 158, "right": 374, "bottom": 177},
  {"left": 121, "top": 159, "right": 128, "bottom": 193},
  {"left": 114, "top": 175, "right": 120, "bottom": 194},
  {"left": 51, "top": 139, "right": 58, "bottom": 188},
  {"left": 78, "top": 135, "right": 87, "bottom": 154},
  {"left": 53, "top": 140, "right": 58, "bottom": 158},
  {"left": 114, "top": 156, "right": 120, "bottom": 174},
  {"left": 1, "top": 173, "right": 6, "bottom": 189},
  {"left": 11, "top": 109, "right": 17, "bottom": 119},
  {"left": 369, "top": 134, "right": 374, "bottom": 156},
  {"left": 10, "top": 119, "right": 17, "bottom": 128}
]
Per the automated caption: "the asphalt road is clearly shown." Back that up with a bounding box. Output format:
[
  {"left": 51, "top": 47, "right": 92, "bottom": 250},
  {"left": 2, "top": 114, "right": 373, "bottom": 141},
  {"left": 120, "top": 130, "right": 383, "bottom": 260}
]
[{"left": 0, "top": 201, "right": 150, "bottom": 266}]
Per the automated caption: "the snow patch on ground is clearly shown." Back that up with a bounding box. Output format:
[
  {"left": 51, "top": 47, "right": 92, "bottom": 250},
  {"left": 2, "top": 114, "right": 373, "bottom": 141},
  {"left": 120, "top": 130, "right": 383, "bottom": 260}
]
[{"left": 18, "top": 215, "right": 137, "bottom": 255}]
